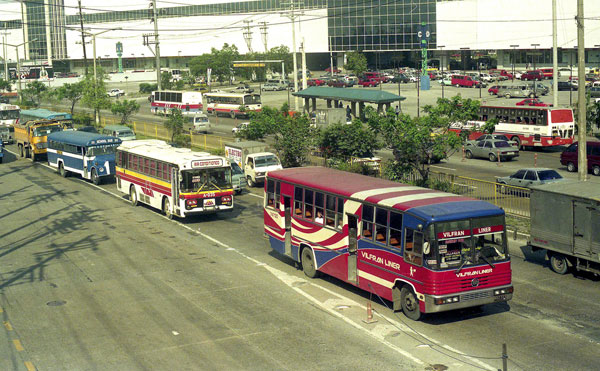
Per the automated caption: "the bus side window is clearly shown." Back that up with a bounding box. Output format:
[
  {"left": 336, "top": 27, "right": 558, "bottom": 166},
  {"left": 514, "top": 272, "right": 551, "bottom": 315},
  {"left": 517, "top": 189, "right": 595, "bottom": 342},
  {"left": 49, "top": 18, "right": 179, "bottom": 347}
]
[
  {"left": 404, "top": 229, "right": 423, "bottom": 266},
  {"left": 375, "top": 208, "right": 388, "bottom": 244},
  {"left": 294, "top": 186, "right": 303, "bottom": 216},
  {"left": 389, "top": 212, "right": 402, "bottom": 248},
  {"left": 325, "top": 195, "right": 336, "bottom": 227},
  {"left": 266, "top": 179, "right": 277, "bottom": 208},
  {"left": 314, "top": 192, "right": 324, "bottom": 224},
  {"left": 304, "top": 189, "right": 313, "bottom": 219},
  {"left": 361, "top": 204, "right": 374, "bottom": 240}
]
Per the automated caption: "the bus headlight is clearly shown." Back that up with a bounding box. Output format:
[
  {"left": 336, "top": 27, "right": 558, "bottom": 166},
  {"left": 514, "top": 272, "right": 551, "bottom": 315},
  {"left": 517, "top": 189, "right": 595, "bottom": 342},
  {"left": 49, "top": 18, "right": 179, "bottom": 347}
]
[
  {"left": 434, "top": 296, "right": 460, "bottom": 305},
  {"left": 494, "top": 287, "right": 513, "bottom": 296},
  {"left": 185, "top": 199, "right": 198, "bottom": 209},
  {"left": 221, "top": 195, "right": 232, "bottom": 205},
  {"left": 99, "top": 167, "right": 105, "bottom": 172}
]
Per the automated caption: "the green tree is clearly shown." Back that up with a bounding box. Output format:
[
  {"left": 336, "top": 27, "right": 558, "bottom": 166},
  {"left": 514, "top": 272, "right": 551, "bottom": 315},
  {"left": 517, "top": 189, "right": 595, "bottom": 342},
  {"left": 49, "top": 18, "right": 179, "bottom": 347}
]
[
  {"left": 0, "top": 79, "right": 11, "bottom": 92},
  {"left": 318, "top": 120, "right": 381, "bottom": 160},
  {"left": 189, "top": 54, "right": 211, "bottom": 80},
  {"left": 54, "top": 81, "right": 85, "bottom": 115},
  {"left": 189, "top": 44, "right": 239, "bottom": 83},
  {"left": 344, "top": 51, "right": 368, "bottom": 76},
  {"left": 164, "top": 108, "right": 184, "bottom": 143},
  {"left": 368, "top": 96, "right": 481, "bottom": 184},
  {"left": 110, "top": 99, "right": 140, "bottom": 124},
  {"left": 585, "top": 94, "right": 600, "bottom": 134},
  {"left": 161, "top": 71, "right": 173, "bottom": 90},
  {"left": 21, "top": 81, "right": 48, "bottom": 106},
  {"left": 81, "top": 68, "right": 111, "bottom": 124}
]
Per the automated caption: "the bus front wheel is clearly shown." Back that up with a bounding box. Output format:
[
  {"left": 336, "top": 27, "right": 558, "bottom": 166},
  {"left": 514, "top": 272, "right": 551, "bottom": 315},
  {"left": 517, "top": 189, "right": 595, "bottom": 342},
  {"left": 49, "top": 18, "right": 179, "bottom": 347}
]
[
  {"left": 301, "top": 247, "right": 319, "bottom": 278},
  {"left": 400, "top": 286, "right": 421, "bottom": 321},
  {"left": 130, "top": 186, "right": 138, "bottom": 206},
  {"left": 19, "top": 145, "right": 24, "bottom": 158},
  {"left": 162, "top": 197, "right": 172, "bottom": 219},
  {"left": 91, "top": 168, "right": 100, "bottom": 185},
  {"left": 59, "top": 162, "right": 68, "bottom": 178}
]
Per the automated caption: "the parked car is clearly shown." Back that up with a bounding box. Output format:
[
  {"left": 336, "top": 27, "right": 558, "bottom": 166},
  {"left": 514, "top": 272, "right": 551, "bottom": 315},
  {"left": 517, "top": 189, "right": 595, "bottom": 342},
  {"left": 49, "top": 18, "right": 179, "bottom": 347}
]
[
  {"left": 307, "top": 78, "right": 326, "bottom": 86},
  {"left": 439, "top": 77, "right": 452, "bottom": 86},
  {"left": 464, "top": 139, "right": 520, "bottom": 162},
  {"left": 516, "top": 98, "right": 551, "bottom": 107},
  {"left": 560, "top": 141, "right": 600, "bottom": 176},
  {"left": 530, "top": 82, "right": 550, "bottom": 95},
  {"left": 392, "top": 74, "right": 410, "bottom": 83},
  {"left": 107, "top": 88, "right": 125, "bottom": 97},
  {"left": 488, "top": 85, "right": 501, "bottom": 95},
  {"left": 587, "top": 86, "right": 600, "bottom": 98},
  {"left": 538, "top": 68, "right": 555, "bottom": 79},
  {"left": 521, "top": 70, "right": 544, "bottom": 81},
  {"left": 325, "top": 67, "right": 341, "bottom": 73},
  {"left": 473, "top": 134, "right": 517, "bottom": 146},
  {"left": 327, "top": 78, "right": 350, "bottom": 88},
  {"left": 557, "top": 81, "right": 576, "bottom": 91},
  {"left": 496, "top": 168, "right": 565, "bottom": 191},
  {"left": 451, "top": 74, "right": 485, "bottom": 88},
  {"left": 489, "top": 69, "right": 513, "bottom": 80},
  {"left": 232, "top": 122, "right": 249, "bottom": 134},
  {"left": 358, "top": 78, "right": 379, "bottom": 87},
  {"left": 498, "top": 83, "right": 537, "bottom": 98},
  {"left": 262, "top": 82, "right": 283, "bottom": 91},
  {"left": 233, "top": 84, "right": 254, "bottom": 93}
]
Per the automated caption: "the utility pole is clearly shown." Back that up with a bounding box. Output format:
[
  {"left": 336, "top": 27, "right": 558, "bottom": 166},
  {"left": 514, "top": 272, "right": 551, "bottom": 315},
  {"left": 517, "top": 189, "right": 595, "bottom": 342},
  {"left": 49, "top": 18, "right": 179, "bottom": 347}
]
[
  {"left": 301, "top": 38, "right": 307, "bottom": 91},
  {"left": 576, "top": 0, "right": 587, "bottom": 181},
  {"left": 243, "top": 20, "right": 253, "bottom": 53},
  {"left": 552, "top": 0, "right": 558, "bottom": 107},
  {"left": 259, "top": 22, "right": 268, "bottom": 53},
  {"left": 78, "top": 0, "right": 88, "bottom": 75},
  {"left": 151, "top": 0, "right": 161, "bottom": 90},
  {"left": 2, "top": 28, "right": 8, "bottom": 81},
  {"left": 282, "top": 0, "right": 303, "bottom": 112}
]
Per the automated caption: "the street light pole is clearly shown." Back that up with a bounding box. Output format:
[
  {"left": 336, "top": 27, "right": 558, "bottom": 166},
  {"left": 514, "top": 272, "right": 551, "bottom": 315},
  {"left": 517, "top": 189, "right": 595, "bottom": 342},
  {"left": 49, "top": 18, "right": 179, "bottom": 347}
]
[
  {"left": 531, "top": 43, "right": 540, "bottom": 96},
  {"left": 0, "top": 39, "right": 38, "bottom": 101},
  {"left": 510, "top": 44, "right": 519, "bottom": 81},
  {"left": 438, "top": 45, "right": 445, "bottom": 99},
  {"left": 460, "top": 47, "right": 469, "bottom": 76}
]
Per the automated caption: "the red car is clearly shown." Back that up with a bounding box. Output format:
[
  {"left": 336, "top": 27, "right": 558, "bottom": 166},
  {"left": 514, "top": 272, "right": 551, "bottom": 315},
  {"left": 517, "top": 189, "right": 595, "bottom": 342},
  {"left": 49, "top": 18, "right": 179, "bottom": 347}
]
[
  {"left": 307, "top": 78, "right": 326, "bottom": 86},
  {"left": 516, "top": 98, "right": 551, "bottom": 107},
  {"left": 488, "top": 85, "right": 500, "bottom": 95},
  {"left": 358, "top": 78, "right": 379, "bottom": 87},
  {"left": 521, "top": 70, "right": 544, "bottom": 81},
  {"left": 325, "top": 67, "right": 341, "bottom": 73}
]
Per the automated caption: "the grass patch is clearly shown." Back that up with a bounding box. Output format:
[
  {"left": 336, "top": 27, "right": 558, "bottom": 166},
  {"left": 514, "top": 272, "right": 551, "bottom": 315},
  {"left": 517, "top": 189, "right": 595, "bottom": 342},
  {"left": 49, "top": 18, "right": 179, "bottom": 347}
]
[{"left": 506, "top": 215, "right": 531, "bottom": 235}]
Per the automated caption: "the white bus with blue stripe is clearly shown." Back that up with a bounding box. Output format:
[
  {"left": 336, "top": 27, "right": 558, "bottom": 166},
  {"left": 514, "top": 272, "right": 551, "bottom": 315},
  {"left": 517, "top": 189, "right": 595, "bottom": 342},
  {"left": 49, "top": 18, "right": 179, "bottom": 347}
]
[{"left": 47, "top": 131, "right": 122, "bottom": 185}]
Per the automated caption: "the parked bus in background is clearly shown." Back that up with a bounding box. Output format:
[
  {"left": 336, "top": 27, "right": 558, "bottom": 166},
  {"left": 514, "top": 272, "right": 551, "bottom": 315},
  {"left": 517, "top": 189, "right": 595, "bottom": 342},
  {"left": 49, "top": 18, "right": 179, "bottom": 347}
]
[
  {"left": 0, "top": 103, "right": 20, "bottom": 126},
  {"left": 264, "top": 167, "right": 513, "bottom": 320},
  {"left": 47, "top": 131, "right": 122, "bottom": 185},
  {"left": 116, "top": 140, "right": 234, "bottom": 218},
  {"left": 20, "top": 108, "right": 73, "bottom": 129},
  {"left": 150, "top": 90, "right": 203, "bottom": 115},
  {"left": 450, "top": 105, "right": 574, "bottom": 148},
  {"left": 204, "top": 92, "right": 261, "bottom": 119}
]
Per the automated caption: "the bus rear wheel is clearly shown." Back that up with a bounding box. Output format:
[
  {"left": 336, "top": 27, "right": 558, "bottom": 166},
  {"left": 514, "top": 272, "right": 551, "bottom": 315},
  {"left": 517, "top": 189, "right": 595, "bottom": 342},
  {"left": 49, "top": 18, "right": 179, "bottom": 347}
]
[
  {"left": 400, "top": 286, "right": 421, "bottom": 321},
  {"left": 162, "top": 197, "right": 173, "bottom": 219},
  {"left": 511, "top": 136, "right": 521, "bottom": 149},
  {"left": 130, "top": 186, "right": 138, "bottom": 206},
  {"left": 301, "top": 247, "right": 319, "bottom": 278},
  {"left": 91, "top": 168, "right": 100, "bottom": 185},
  {"left": 230, "top": 110, "right": 236, "bottom": 119}
]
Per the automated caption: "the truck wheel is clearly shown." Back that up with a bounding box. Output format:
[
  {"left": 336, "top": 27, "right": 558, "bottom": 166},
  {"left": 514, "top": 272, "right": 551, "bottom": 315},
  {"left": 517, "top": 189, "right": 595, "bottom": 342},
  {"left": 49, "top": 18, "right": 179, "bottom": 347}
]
[
  {"left": 301, "top": 247, "right": 319, "bottom": 278},
  {"left": 549, "top": 253, "right": 569, "bottom": 275},
  {"left": 25, "top": 147, "right": 30, "bottom": 159},
  {"left": 592, "top": 165, "right": 600, "bottom": 176},
  {"left": 400, "top": 286, "right": 421, "bottom": 321},
  {"left": 19, "top": 145, "right": 24, "bottom": 158},
  {"left": 566, "top": 162, "right": 576, "bottom": 172},
  {"left": 247, "top": 176, "right": 255, "bottom": 187},
  {"left": 31, "top": 153, "right": 36, "bottom": 162}
]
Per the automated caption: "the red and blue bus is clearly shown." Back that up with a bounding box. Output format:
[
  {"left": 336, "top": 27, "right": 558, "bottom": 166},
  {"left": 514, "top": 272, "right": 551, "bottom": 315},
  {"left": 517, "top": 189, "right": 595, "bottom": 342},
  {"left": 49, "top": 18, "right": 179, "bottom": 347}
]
[{"left": 264, "top": 167, "right": 512, "bottom": 320}]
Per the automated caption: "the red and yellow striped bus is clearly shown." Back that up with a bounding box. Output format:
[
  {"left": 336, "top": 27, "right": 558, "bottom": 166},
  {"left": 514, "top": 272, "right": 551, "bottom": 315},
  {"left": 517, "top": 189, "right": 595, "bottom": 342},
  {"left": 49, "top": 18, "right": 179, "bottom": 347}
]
[{"left": 116, "top": 140, "right": 234, "bottom": 218}]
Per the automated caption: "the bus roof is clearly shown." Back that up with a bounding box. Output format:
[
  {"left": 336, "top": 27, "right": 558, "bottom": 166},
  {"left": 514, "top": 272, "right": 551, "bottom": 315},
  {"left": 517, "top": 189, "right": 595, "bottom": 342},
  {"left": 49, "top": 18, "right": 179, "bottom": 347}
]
[
  {"left": 21, "top": 108, "right": 72, "bottom": 120},
  {"left": 268, "top": 167, "right": 503, "bottom": 222},
  {"left": 117, "top": 140, "right": 229, "bottom": 169},
  {"left": 204, "top": 92, "right": 258, "bottom": 97},
  {"left": 48, "top": 131, "right": 122, "bottom": 147}
]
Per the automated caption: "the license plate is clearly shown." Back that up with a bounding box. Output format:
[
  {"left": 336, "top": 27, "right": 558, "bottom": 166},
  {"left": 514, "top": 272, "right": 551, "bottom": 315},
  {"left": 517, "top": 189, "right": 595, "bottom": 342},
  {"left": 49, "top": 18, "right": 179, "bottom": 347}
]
[
  {"left": 204, "top": 199, "right": 215, "bottom": 207},
  {"left": 494, "top": 294, "right": 507, "bottom": 302}
]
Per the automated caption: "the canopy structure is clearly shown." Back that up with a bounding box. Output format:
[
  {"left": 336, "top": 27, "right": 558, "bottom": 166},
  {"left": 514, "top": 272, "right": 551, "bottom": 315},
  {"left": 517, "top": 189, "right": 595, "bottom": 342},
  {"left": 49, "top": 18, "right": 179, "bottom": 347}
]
[{"left": 292, "top": 86, "right": 406, "bottom": 120}]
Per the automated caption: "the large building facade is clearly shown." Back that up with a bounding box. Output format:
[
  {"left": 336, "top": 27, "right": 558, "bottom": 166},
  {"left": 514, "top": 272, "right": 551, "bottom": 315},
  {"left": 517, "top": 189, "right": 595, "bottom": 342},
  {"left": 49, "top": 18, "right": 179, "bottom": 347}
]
[{"left": 0, "top": 0, "right": 599, "bottom": 73}]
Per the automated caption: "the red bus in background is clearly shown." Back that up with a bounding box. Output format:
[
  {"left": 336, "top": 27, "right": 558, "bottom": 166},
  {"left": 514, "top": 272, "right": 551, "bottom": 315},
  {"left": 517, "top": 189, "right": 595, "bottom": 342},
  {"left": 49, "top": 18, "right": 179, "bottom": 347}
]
[
  {"left": 264, "top": 167, "right": 513, "bottom": 320},
  {"left": 451, "top": 105, "right": 575, "bottom": 148}
]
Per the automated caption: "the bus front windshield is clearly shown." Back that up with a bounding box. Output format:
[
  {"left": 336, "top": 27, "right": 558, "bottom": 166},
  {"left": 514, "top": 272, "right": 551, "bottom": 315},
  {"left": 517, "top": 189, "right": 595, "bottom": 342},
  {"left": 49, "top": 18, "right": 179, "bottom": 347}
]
[
  {"left": 181, "top": 168, "right": 232, "bottom": 193},
  {"left": 87, "top": 144, "right": 119, "bottom": 156},
  {"left": 432, "top": 215, "right": 508, "bottom": 270},
  {"left": 33, "top": 124, "right": 62, "bottom": 137},
  {"left": 244, "top": 95, "right": 261, "bottom": 105},
  {"left": 0, "top": 110, "right": 19, "bottom": 120}
]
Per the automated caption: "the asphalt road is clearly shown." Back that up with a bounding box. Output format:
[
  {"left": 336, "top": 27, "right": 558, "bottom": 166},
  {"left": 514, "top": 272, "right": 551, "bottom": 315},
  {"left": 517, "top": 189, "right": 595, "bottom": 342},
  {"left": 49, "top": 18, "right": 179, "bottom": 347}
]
[{"left": 1, "top": 148, "right": 599, "bottom": 370}]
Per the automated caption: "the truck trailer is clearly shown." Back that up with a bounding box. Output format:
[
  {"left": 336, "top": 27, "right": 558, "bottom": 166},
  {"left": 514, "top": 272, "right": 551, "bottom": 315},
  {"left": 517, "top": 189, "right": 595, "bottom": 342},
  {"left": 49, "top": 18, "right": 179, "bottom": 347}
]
[{"left": 529, "top": 181, "right": 600, "bottom": 275}]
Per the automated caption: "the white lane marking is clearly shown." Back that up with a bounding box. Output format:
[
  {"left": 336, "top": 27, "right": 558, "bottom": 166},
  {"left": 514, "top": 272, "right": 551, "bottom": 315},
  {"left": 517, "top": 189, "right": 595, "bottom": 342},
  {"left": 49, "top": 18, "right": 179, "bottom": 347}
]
[
  {"left": 7, "top": 149, "right": 494, "bottom": 369},
  {"left": 246, "top": 192, "right": 264, "bottom": 199},
  {"left": 431, "top": 165, "right": 456, "bottom": 171}
]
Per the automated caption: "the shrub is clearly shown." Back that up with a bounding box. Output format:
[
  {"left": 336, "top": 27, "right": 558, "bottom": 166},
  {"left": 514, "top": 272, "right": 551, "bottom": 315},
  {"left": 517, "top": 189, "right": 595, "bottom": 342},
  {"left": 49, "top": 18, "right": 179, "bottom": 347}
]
[{"left": 139, "top": 83, "right": 158, "bottom": 94}]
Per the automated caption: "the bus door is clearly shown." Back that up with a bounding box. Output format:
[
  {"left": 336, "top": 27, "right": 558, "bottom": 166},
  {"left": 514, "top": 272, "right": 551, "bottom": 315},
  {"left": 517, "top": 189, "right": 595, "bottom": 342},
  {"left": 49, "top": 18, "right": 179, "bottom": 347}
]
[
  {"left": 171, "top": 167, "right": 179, "bottom": 216},
  {"left": 573, "top": 201, "right": 593, "bottom": 256},
  {"left": 283, "top": 196, "right": 292, "bottom": 257},
  {"left": 347, "top": 214, "right": 358, "bottom": 284}
]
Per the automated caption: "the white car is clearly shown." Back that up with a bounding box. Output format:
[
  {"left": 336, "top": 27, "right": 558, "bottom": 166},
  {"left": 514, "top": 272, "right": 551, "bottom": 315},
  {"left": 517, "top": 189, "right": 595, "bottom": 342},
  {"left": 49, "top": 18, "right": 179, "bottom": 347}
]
[
  {"left": 107, "top": 88, "right": 124, "bottom": 97},
  {"left": 232, "top": 122, "right": 249, "bottom": 134},
  {"left": 439, "top": 77, "right": 452, "bottom": 86}
]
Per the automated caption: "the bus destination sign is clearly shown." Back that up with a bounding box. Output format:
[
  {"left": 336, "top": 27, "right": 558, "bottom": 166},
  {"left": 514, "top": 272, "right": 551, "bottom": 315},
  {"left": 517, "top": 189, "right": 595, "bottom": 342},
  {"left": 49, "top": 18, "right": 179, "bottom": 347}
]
[{"left": 191, "top": 159, "right": 223, "bottom": 168}]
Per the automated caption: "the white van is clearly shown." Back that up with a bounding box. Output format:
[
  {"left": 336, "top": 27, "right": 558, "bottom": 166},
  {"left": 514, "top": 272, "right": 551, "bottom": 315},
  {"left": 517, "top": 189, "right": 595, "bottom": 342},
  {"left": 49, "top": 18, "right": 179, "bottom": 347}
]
[{"left": 184, "top": 112, "right": 212, "bottom": 133}]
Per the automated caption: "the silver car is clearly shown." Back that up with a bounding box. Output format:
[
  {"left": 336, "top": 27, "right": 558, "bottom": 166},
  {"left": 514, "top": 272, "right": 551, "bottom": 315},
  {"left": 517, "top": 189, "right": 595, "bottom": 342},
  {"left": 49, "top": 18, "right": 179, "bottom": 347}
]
[
  {"left": 496, "top": 168, "right": 565, "bottom": 191},
  {"left": 465, "top": 139, "right": 519, "bottom": 162}
]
